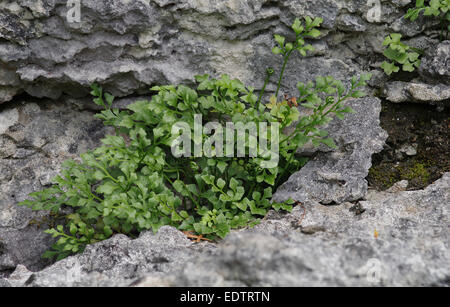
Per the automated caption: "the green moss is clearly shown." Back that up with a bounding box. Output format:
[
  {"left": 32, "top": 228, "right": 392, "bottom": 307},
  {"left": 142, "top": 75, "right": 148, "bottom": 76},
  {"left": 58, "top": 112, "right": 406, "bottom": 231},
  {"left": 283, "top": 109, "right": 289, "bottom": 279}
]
[
  {"left": 368, "top": 160, "right": 432, "bottom": 191},
  {"left": 368, "top": 165, "right": 399, "bottom": 190}
]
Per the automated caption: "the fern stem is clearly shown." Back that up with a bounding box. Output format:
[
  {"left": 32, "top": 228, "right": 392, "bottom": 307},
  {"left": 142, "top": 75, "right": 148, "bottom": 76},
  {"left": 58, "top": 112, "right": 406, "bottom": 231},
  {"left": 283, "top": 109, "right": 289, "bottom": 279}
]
[
  {"left": 275, "top": 50, "right": 293, "bottom": 98},
  {"left": 257, "top": 69, "right": 273, "bottom": 110}
]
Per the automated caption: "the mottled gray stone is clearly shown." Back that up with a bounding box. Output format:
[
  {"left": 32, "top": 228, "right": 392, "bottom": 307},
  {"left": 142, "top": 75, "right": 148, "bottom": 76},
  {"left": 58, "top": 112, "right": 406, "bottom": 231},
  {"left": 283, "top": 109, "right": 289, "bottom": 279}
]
[
  {"left": 171, "top": 173, "right": 449, "bottom": 287},
  {"left": 397, "top": 143, "right": 418, "bottom": 157},
  {"left": 419, "top": 41, "right": 450, "bottom": 85},
  {"left": 0, "top": 0, "right": 440, "bottom": 104},
  {"left": 3, "top": 264, "right": 33, "bottom": 287},
  {"left": 383, "top": 81, "right": 450, "bottom": 105},
  {"left": 4, "top": 226, "right": 216, "bottom": 287},
  {"left": 0, "top": 87, "right": 20, "bottom": 103},
  {"left": 273, "top": 96, "right": 388, "bottom": 205},
  {"left": 385, "top": 180, "right": 409, "bottom": 193},
  {"left": 390, "top": 15, "right": 441, "bottom": 38},
  {"left": 336, "top": 14, "right": 367, "bottom": 32},
  {"left": 0, "top": 278, "right": 11, "bottom": 287},
  {"left": 5, "top": 174, "right": 447, "bottom": 287}
]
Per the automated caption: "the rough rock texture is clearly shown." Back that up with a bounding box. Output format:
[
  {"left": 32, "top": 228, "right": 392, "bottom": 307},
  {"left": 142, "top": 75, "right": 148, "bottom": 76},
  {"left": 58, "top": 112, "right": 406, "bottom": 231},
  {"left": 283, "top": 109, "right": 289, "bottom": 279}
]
[
  {"left": 4, "top": 226, "right": 215, "bottom": 287},
  {"left": 0, "top": 0, "right": 448, "bottom": 286},
  {"left": 0, "top": 100, "right": 111, "bottom": 273},
  {"left": 419, "top": 41, "right": 450, "bottom": 85},
  {"left": 0, "top": 0, "right": 446, "bottom": 104},
  {"left": 383, "top": 81, "right": 450, "bottom": 107},
  {"left": 3, "top": 174, "right": 448, "bottom": 287},
  {"left": 274, "top": 96, "right": 387, "bottom": 204}
]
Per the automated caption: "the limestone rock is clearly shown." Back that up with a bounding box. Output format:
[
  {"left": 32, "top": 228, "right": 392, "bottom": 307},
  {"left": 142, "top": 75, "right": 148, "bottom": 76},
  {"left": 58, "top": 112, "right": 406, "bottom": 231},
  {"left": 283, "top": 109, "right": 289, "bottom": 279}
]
[
  {"left": 0, "top": 0, "right": 436, "bottom": 104},
  {"left": 5, "top": 226, "right": 216, "bottom": 287},
  {"left": 0, "top": 0, "right": 447, "bottom": 288},
  {"left": 172, "top": 173, "right": 449, "bottom": 287},
  {"left": 4, "top": 174, "right": 447, "bottom": 287},
  {"left": 274, "top": 96, "right": 388, "bottom": 205},
  {"left": 420, "top": 41, "right": 450, "bottom": 85},
  {"left": 383, "top": 81, "right": 450, "bottom": 106}
]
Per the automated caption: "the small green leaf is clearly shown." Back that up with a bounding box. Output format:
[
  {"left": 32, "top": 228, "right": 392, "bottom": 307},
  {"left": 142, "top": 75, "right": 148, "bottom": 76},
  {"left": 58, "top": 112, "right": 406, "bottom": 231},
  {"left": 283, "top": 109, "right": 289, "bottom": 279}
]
[
  {"left": 320, "top": 138, "right": 338, "bottom": 149},
  {"left": 216, "top": 161, "right": 228, "bottom": 173},
  {"left": 104, "top": 226, "right": 113, "bottom": 237},
  {"left": 96, "top": 181, "right": 118, "bottom": 195},
  {"left": 351, "top": 91, "right": 366, "bottom": 98},
  {"left": 292, "top": 18, "right": 303, "bottom": 34},
  {"left": 381, "top": 61, "right": 400, "bottom": 75},
  {"left": 274, "top": 34, "right": 285, "bottom": 47},
  {"left": 229, "top": 178, "right": 239, "bottom": 191},
  {"left": 69, "top": 224, "right": 78, "bottom": 235},
  {"left": 272, "top": 47, "right": 283, "bottom": 55},
  {"left": 306, "top": 29, "right": 321, "bottom": 38},
  {"left": 217, "top": 178, "right": 226, "bottom": 190},
  {"left": 104, "top": 93, "right": 115, "bottom": 107},
  {"left": 171, "top": 211, "right": 183, "bottom": 222}
]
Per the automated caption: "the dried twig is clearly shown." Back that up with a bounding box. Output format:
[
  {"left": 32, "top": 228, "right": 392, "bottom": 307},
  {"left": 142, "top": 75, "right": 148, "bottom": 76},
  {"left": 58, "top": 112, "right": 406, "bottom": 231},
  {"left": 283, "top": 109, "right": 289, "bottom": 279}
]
[{"left": 183, "top": 231, "right": 213, "bottom": 243}]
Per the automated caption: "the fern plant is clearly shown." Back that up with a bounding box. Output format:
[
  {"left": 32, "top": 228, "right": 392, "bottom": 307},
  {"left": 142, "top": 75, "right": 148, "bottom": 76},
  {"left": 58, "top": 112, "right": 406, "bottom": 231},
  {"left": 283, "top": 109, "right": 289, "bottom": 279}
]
[
  {"left": 19, "top": 17, "right": 372, "bottom": 261},
  {"left": 381, "top": 33, "right": 423, "bottom": 75}
]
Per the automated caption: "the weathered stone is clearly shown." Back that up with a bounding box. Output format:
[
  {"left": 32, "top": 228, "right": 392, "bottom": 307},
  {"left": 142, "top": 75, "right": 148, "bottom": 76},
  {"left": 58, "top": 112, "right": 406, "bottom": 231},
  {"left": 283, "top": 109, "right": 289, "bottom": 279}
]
[
  {"left": 0, "top": 279, "right": 11, "bottom": 287},
  {"left": 397, "top": 143, "right": 418, "bottom": 157},
  {"left": 385, "top": 180, "right": 409, "bottom": 193},
  {"left": 274, "top": 96, "right": 388, "bottom": 205},
  {"left": 171, "top": 173, "right": 449, "bottom": 287},
  {"left": 0, "top": 108, "right": 19, "bottom": 134},
  {"left": 383, "top": 81, "right": 450, "bottom": 105},
  {"left": 4, "top": 264, "right": 33, "bottom": 287},
  {"left": 390, "top": 14, "right": 441, "bottom": 38},
  {"left": 4, "top": 226, "right": 216, "bottom": 287},
  {"left": 419, "top": 41, "right": 450, "bottom": 85},
  {"left": 0, "top": 0, "right": 441, "bottom": 104},
  {"left": 0, "top": 87, "right": 20, "bottom": 104},
  {"left": 336, "top": 14, "right": 367, "bottom": 32},
  {"left": 4, "top": 174, "right": 447, "bottom": 287}
]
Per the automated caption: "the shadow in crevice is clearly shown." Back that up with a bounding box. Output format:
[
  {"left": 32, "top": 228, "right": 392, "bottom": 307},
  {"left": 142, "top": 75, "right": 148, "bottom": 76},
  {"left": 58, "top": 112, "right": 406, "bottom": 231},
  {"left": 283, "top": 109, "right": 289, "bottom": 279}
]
[{"left": 368, "top": 100, "right": 450, "bottom": 191}]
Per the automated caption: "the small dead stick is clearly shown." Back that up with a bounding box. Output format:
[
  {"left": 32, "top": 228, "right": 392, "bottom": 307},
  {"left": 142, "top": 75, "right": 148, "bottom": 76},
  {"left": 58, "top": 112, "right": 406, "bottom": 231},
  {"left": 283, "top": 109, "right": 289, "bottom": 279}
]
[
  {"left": 183, "top": 231, "right": 213, "bottom": 243},
  {"left": 296, "top": 201, "right": 306, "bottom": 226}
]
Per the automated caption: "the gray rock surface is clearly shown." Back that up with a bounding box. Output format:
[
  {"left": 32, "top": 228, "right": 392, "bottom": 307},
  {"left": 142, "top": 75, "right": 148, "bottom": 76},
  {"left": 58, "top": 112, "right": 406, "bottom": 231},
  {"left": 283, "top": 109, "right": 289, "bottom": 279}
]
[
  {"left": 4, "top": 226, "right": 216, "bottom": 287},
  {"left": 0, "top": 0, "right": 442, "bottom": 104},
  {"left": 274, "top": 97, "right": 388, "bottom": 204},
  {"left": 125, "top": 172, "right": 450, "bottom": 287},
  {"left": 0, "top": 0, "right": 448, "bottom": 288},
  {"left": 0, "top": 100, "right": 110, "bottom": 272},
  {"left": 3, "top": 174, "right": 448, "bottom": 287},
  {"left": 383, "top": 81, "right": 450, "bottom": 106},
  {"left": 419, "top": 41, "right": 450, "bottom": 85}
]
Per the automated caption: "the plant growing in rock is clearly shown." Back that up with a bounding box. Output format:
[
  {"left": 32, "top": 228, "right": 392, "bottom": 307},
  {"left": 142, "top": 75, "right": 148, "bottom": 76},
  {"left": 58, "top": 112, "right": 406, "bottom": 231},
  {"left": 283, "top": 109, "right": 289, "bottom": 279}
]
[
  {"left": 405, "top": 0, "right": 450, "bottom": 20},
  {"left": 404, "top": 0, "right": 450, "bottom": 40},
  {"left": 19, "top": 17, "right": 371, "bottom": 261},
  {"left": 381, "top": 33, "right": 423, "bottom": 75}
]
